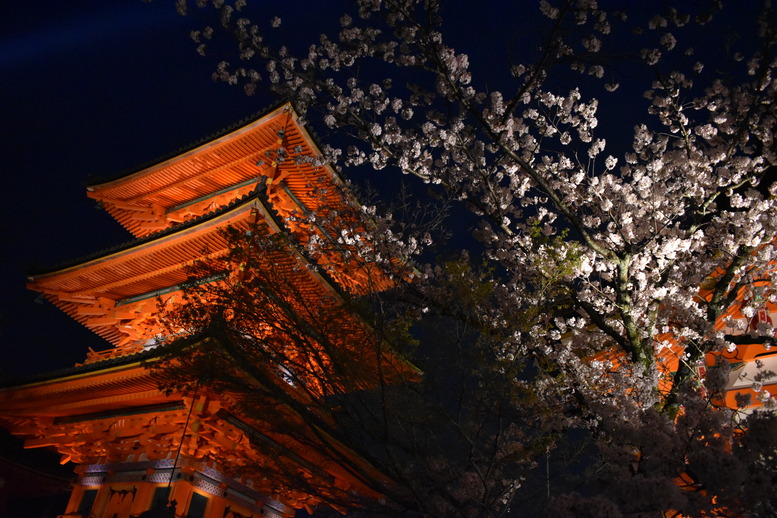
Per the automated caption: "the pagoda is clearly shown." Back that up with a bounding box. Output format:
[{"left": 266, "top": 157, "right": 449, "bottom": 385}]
[{"left": 0, "top": 104, "right": 393, "bottom": 518}]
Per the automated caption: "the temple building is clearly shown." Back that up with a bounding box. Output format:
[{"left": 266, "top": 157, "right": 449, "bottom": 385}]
[
  {"left": 703, "top": 275, "right": 777, "bottom": 412},
  {"left": 592, "top": 259, "right": 777, "bottom": 414},
  {"left": 0, "top": 104, "right": 392, "bottom": 518}
]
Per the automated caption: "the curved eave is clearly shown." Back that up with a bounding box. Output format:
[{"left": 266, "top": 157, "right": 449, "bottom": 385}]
[
  {"left": 0, "top": 351, "right": 174, "bottom": 420},
  {"left": 29, "top": 186, "right": 344, "bottom": 299},
  {"left": 29, "top": 193, "right": 267, "bottom": 292},
  {"left": 27, "top": 184, "right": 271, "bottom": 278},
  {"left": 0, "top": 348, "right": 163, "bottom": 389},
  {"left": 86, "top": 102, "right": 291, "bottom": 192},
  {"left": 26, "top": 194, "right": 268, "bottom": 347},
  {"left": 27, "top": 186, "right": 349, "bottom": 348},
  {"left": 86, "top": 103, "right": 359, "bottom": 239}
]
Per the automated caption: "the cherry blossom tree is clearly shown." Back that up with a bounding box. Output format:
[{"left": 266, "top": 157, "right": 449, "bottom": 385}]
[{"left": 161, "top": 0, "right": 777, "bottom": 516}]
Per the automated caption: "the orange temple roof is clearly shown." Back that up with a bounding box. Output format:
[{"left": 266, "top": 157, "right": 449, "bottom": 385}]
[
  {"left": 86, "top": 103, "right": 353, "bottom": 238},
  {"left": 27, "top": 187, "right": 361, "bottom": 356}
]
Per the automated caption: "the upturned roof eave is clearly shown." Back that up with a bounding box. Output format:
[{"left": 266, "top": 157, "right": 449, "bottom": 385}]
[
  {"left": 0, "top": 346, "right": 163, "bottom": 389},
  {"left": 27, "top": 182, "right": 267, "bottom": 280},
  {"left": 84, "top": 101, "right": 292, "bottom": 191},
  {"left": 28, "top": 178, "right": 349, "bottom": 305}
]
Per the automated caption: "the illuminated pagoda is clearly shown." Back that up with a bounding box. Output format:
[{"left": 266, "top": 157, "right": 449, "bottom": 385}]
[{"left": 0, "top": 104, "right": 393, "bottom": 518}]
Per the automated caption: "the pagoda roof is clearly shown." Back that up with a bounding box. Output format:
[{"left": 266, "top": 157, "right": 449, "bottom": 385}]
[
  {"left": 26, "top": 101, "right": 393, "bottom": 366},
  {"left": 28, "top": 189, "right": 270, "bottom": 298},
  {"left": 85, "top": 103, "right": 354, "bottom": 238},
  {"left": 85, "top": 101, "right": 290, "bottom": 188},
  {"left": 27, "top": 185, "right": 347, "bottom": 350},
  {"left": 0, "top": 347, "right": 162, "bottom": 389},
  {"left": 0, "top": 350, "right": 174, "bottom": 420},
  {"left": 0, "top": 343, "right": 391, "bottom": 508},
  {"left": 28, "top": 182, "right": 268, "bottom": 277}
]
